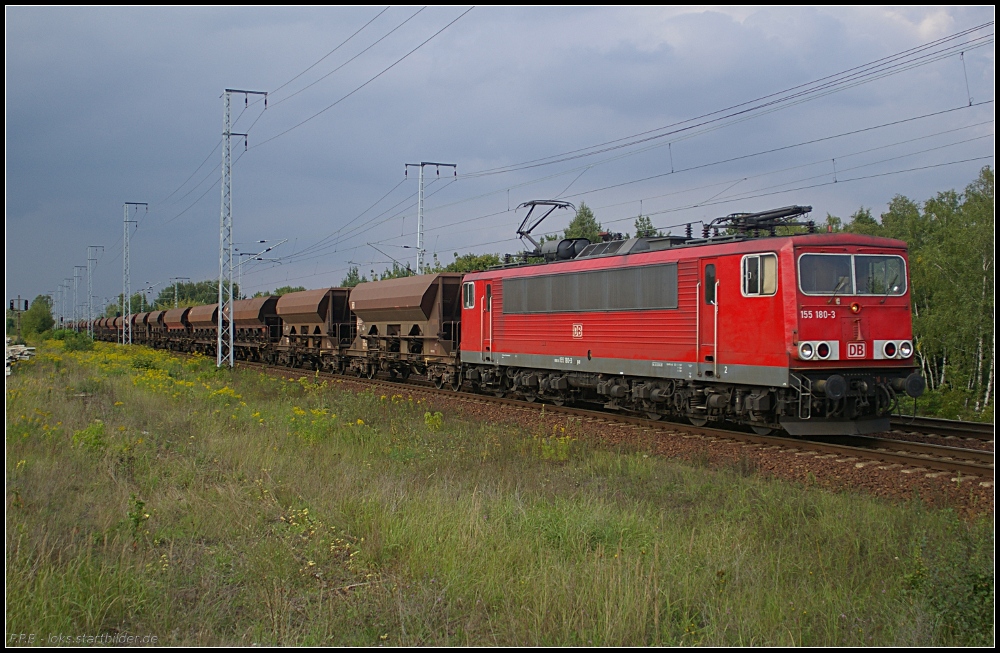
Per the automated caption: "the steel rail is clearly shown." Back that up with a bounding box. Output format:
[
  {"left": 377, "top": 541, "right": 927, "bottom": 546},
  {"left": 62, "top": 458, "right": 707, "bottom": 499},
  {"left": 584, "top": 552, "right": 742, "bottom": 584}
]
[
  {"left": 234, "top": 360, "right": 993, "bottom": 480},
  {"left": 890, "top": 415, "right": 994, "bottom": 441}
]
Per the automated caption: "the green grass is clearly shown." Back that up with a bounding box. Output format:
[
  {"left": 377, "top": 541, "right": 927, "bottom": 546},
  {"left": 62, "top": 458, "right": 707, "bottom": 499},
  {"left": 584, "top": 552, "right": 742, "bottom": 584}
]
[{"left": 5, "top": 341, "right": 994, "bottom": 645}]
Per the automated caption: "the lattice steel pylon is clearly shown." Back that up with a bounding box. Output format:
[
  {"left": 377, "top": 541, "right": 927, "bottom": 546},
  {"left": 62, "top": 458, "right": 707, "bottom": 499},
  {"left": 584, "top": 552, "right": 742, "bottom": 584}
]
[
  {"left": 122, "top": 203, "right": 146, "bottom": 344},
  {"left": 87, "top": 246, "right": 103, "bottom": 339},
  {"left": 218, "top": 88, "right": 265, "bottom": 368},
  {"left": 405, "top": 162, "right": 457, "bottom": 271},
  {"left": 74, "top": 266, "right": 87, "bottom": 332}
]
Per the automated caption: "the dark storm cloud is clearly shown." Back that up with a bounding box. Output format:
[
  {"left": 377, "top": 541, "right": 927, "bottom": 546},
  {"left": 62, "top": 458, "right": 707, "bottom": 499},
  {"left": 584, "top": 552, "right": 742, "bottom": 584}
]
[{"left": 5, "top": 6, "right": 995, "bottom": 311}]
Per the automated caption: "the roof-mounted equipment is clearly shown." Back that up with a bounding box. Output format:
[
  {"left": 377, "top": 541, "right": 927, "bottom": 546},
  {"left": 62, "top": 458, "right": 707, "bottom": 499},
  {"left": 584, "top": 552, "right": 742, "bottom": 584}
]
[
  {"left": 702, "top": 205, "right": 814, "bottom": 238},
  {"left": 514, "top": 200, "right": 590, "bottom": 262}
]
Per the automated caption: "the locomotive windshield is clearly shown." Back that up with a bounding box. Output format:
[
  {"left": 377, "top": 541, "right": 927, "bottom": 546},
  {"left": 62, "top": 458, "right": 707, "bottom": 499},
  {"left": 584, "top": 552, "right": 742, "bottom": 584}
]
[
  {"left": 798, "top": 253, "right": 906, "bottom": 296},
  {"left": 854, "top": 255, "right": 906, "bottom": 295}
]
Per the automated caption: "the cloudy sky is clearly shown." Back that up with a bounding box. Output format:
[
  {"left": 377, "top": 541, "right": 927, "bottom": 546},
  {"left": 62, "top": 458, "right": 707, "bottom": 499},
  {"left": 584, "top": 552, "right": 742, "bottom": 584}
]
[{"left": 6, "top": 7, "right": 995, "bottom": 318}]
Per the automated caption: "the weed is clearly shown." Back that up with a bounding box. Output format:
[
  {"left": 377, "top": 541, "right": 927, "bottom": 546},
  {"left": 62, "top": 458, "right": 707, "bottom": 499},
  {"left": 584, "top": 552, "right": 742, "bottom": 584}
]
[
  {"left": 5, "top": 339, "right": 993, "bottom": 646},
  {"left": 71, "top": 420, "right": 106, "bottom": 450},
  {"left": 127, "top": 494, "right": 150, "bottom": 537},
  {"left": 423, "top": 411, "right": 444, "bottom": 432}
]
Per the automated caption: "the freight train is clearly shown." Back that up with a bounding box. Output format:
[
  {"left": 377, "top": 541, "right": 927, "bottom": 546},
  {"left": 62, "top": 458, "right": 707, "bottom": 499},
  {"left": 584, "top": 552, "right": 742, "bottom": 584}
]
[{"left": 87, "top": 205, "right": 925, "bottom": 436}]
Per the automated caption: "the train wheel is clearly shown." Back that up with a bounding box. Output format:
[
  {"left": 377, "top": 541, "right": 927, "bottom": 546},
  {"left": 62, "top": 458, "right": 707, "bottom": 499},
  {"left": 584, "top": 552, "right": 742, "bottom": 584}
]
[
  {"left": 522, "top": 393, "right": 536, "bottom": 403},
  {"left": 434, "top": 377, "right": 445, "bottom": 390},
  {"left": 751, "top": 426, "right": 773, "bottom": 435},
  {"left": 487, "top": 378, "right": 504, "bottom": 398},
  {"left": 450, "top": 377, "right": 462, "bottom": 392},
  {"left": 646, "top": 412, "right": 662, "bottom": 421},
  {"left": 366, "top": 366, "right": 376, "bottom": 380},
  {"left": 689, "top": 416, "right": 708, "bottom": 427}
]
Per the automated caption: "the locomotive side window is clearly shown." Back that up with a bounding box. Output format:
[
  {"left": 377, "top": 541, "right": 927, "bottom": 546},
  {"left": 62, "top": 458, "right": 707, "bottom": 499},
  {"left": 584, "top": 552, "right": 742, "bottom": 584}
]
[
  {"left": 742, "top": 253, "right": 777, "bottom": 296},
  {"left": 855, "top": 255, "right": 906, "bottom": 295},
  {"left": 502, "top": 263, "right": 678, "bottom": 314},
  {"left": 704, "top": 264, "right": 716, "bottom": 305},
  {"left": 462, "top": 282, "right": 475, "bottom": 309}
]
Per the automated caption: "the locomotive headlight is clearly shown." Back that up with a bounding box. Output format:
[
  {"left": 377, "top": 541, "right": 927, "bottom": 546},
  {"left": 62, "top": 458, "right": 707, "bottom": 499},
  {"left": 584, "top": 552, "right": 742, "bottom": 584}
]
[
  {"left": 816, "top": 342, "right": 831, "bottom": 360},
  {"left": 899, "top": 341, "right": 913, "bottom": 358},
  {"left": 798, "top": 342, "right": 814, "bottom": 360},
  {"left": 883, "top": 341, "right": 897, "bottom": 358}
]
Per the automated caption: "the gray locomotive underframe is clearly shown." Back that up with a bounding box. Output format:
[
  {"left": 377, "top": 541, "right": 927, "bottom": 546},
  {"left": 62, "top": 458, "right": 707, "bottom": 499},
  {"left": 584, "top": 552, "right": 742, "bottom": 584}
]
[{"left": 461, "top": 351, "right": 791, "bottom": 388}]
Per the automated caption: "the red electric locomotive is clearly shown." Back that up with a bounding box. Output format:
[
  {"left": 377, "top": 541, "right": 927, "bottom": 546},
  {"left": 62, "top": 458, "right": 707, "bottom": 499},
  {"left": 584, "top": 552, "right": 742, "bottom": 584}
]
[{"left": 460, "top": 204, "right": 925, "bottom": 435}]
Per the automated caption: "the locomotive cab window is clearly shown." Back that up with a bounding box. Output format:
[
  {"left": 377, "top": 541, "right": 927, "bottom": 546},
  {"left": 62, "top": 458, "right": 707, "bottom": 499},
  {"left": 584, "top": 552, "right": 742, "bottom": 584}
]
[
  {"left": 798, "top": 253, "right": 907, "bottom": 296},
  {"left": 798, "top": 254, "right": 854, "bottom": 295},
  {"left": 855, "top": 255, "right": 906, "bottom": 296},
  {"left": 742, "top": 253, "right": 777, "bottom": 296},
  {"left": 462, "top": 282, "right": 475, "bottom": 309}
]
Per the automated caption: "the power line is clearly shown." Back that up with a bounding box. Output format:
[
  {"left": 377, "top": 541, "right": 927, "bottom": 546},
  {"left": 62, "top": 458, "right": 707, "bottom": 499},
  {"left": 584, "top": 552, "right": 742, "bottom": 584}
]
[
  {"left": 252, "top": 7, "right": 474, "bottom": 148},
  {"left": 558, "top": 103, "right": 996, "bottom": 201},
  {"left": 269, "top": 6, "right": 391, "bottom": 98},
  {"left": 373, "top": 116, "right": 994, "bottom": 243},
  {"left": 638, "top": 156, "right": 994, "bottom": 222},
  {"left": 289, "top": 178, "right": 409, "bottom": 259},
  {"left": 158, "top": 140, "right": 222, "bottom": 205},
  {"left": 417, "top": 156, "right": 996, "bottom": 255},
  {"left": 268, "top": 7, "right": 426, "bottom": 109},
  {"left": 459, "top": 23, "right": 994, "bottom": 178},
  {"left": 388, "top": 101, "right": 993, "bottom": 226},
  {"left": 277, "top": 177, "right": 458, "bottom": 265}
]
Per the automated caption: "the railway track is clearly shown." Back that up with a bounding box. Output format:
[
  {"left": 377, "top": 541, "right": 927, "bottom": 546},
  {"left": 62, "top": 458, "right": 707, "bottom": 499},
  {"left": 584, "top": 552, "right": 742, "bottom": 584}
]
[
  {"left": 237, "top": 360, "right": 994, "bottom": 482},
  {"left": 890, "top": 415, "right": 994, "bottom": 441}
]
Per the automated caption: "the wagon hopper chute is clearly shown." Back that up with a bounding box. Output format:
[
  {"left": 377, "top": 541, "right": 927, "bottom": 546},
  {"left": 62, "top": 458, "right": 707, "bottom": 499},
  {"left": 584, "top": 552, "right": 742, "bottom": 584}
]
[
  {"left": 347, "top": 273, "right": 463, "bottom": 386},
  {"left": 230, "top": 296, "right": 280, "bottom": 361},
  {"left": 274, "top": 288, "right": 354, "bottom": 370}
]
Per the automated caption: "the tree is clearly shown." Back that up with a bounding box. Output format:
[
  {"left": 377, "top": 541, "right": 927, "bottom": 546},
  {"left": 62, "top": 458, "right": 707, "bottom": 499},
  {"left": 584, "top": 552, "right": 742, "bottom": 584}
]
[
  {"left": 377, "top": 262, "right": 415, "bottom": 281},
  {"left": 564, "top": 202, "right": 602, "bottom": 242},
  {"left": 251, "top": 286, "right": 305, "bottom": 297},
  {"left": 271, "top": 286, "right": 306, "bottom": 296},
  {"left": 150, "top": 280, "right": 231, "bottom": 311},
  {"left": 341, "top": 262, "right": 413, "bottom": 287},
  {"left": 341, "top": 267, "right": 369, "bottom": 288},
  {"left": 843, "top": 207, "right": 879, "bottom": 236},
  {"left": 865, "top": 167, "right": 994, "bottom": 420},
  {"left": 21, "top": 295, "right": 54, "bottom": 335},
  {"left": 425, "top": 252, "right": 502, "bottom": 273},
  {"left": 634, "top": 214, "right": 662, "bottom": 238}
]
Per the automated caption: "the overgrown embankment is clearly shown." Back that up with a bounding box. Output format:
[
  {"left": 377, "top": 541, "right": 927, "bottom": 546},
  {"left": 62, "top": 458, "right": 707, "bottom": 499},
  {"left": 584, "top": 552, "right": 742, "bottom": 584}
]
[{"left": 6, "top": 341, "right": 994, "bottom": 645}]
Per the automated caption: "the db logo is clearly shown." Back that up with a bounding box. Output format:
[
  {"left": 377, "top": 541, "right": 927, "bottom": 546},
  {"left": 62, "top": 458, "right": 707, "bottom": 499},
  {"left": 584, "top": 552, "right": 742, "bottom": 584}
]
[
  {"left": 572, "top": 324, "right": 583, "bottom": 339},
  {"left": 847, "top": 342, "right": 866, "bottom": 358}
]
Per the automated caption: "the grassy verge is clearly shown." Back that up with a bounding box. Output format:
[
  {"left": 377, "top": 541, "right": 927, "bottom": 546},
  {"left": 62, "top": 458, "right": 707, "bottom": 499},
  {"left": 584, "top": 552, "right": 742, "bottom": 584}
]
[{"left": 5, "top": 341, "right": 994, "bottom": 645}]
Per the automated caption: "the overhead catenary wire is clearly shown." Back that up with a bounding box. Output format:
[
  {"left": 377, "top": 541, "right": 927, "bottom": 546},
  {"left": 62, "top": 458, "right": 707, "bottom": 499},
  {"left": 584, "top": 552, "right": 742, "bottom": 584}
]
[
  {"left": 252, "top": 7, "right": 474, "bottom": 148},
  {"left": 273, "top": 177, "right": 459, "bottom": 265},
  {"left": 149, "top": 19, "right": 992, "bottom": 270},
  {"left": 268, "top": 7, "right": 427, "bottom": 110},
  {"left": 268, "top": 6, "right": 391, "bottom": 98},
  {"left": 393, "top": 100, "right": 995, "bottom": 223},
  {"left": 68, "top": 19, "right": 993, "bottom": 302},
  {"left": 367, "top": 116, "right": 994, "bottom": 246},
  {"left": 239, "top": 151, "right": 992, "bottom": 288},
  {"left": 459, "top": 22, "right": 994, "bottom": 178}
]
